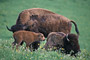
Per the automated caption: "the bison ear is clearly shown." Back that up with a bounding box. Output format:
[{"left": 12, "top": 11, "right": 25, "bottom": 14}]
[
  {"left": 66, "top": 34, "right": 70, "bottom": 42},
  {"left": 38, "top": 33, "right": 41, "bottom": 37}
]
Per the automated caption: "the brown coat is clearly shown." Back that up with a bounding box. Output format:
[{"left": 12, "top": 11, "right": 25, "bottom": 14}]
[
  {"left": 43, "top": 32, "right": 80, "bottom": 56},
  {"left": 12, "top": 30, "right": 45, "bottom": 50},
  {"left": 7, "top": 8, "right": 79, "bottom": 36},
  {"left": 6, "top": 8, "right": 79, "bottom": 51},
  {"left": 16, "top": 8, "right": 56, "bottom": 25}
]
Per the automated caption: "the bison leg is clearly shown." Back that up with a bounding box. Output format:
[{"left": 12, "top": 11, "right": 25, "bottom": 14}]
[
  {"left": 71, "top": 52, "right": 77, "bottom": 57},
  {"left": 25, "top": 43, "right": 30, "bottom": 50},
  {"left": 20, "top": 41, "right": 24, "bottom": 45},
  {"left": 29, "top": 44, "right": 33, "bottom": 52},
  {"left": 16, "top": 44, "right": 19, "bottom": 50},
  {"left": 12, "top": 41, "right": 16, "bottom": 49},
  {"left": 16, "top": 40, "right": 22, "bottom": 50},
  {"left": 42, "top": 42, "right": 49, "bottom": 50}
]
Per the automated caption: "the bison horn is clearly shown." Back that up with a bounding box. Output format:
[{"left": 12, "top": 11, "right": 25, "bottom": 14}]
[
  {"left": 6, "top": 25, "right": 12, "bottom": 31},
  {"left": 66, "top": 34, "right": 70, "bottom": 42}
]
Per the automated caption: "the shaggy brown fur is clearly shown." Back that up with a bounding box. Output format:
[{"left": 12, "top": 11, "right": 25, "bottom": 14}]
[
  {"left": 6, "top": 8, "right": 79, "bottom": 51},
  {"left": 7, "top": 8, "right": 79, "bottom": 36},
  {"left": 43, "top": 32, "right": 66, "bottom": 50},
  {"left": 12, "top": 30, "right": 45, "bottom": 50},
  {"left": 43, "top": 32, "right": 80, "bottom": 56},
  {"left": 16, "top": 8, "right": 56, "bottom": 25}
]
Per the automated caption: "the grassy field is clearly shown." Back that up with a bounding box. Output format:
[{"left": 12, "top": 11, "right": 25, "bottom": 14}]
[{"left": 0, "top": 0, "right": 90, "bottom": 60}]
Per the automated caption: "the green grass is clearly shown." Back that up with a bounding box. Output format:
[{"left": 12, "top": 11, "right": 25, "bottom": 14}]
[
  {"left": 0, "top": 39, "right": 90, "bottom": 60},
  {"left": 0, "top": 0, "right": 90, "bottom": 60}
]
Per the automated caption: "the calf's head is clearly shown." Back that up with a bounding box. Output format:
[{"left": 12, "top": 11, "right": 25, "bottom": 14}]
[{"left": 37, "top": 33, "right": 45, "bottom": 41}]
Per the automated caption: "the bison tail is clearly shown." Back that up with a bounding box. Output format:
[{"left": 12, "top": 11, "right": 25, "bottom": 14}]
[{"left": 70, "top": 20, "right": 79, "bottom": 35}]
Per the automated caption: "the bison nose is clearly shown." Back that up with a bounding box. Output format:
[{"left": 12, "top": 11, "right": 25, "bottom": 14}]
[{"left": 43, "top": 37, "right": 45, "bottom": 40}]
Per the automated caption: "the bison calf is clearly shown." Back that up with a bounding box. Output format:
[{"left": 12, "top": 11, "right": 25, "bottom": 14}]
[
  {"left": 43, "top": 32, "right": 80, "bottom": 56},
  {"left": 12, "top": 30, "right": 45, "bottom": 50}
]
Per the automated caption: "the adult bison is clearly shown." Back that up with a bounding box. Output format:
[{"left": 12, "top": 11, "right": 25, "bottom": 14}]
[{"left": 6, "top": 8, "right": 79, "bottom": 51}]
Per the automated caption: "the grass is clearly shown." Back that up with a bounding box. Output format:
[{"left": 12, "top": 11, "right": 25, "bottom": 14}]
[
  {"left": 0, "top": 39, "right": 90, "bottom": 60},
  {"left": 0, "top": 0, "right": 90, "bottom": 60}
]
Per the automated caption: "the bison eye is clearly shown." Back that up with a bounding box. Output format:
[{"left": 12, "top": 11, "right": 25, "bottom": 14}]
[{"left": 41, "top": 36, "right": 43, "bottom": 37}]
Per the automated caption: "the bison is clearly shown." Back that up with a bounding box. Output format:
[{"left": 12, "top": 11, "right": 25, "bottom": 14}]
[
  {"left": 6, "top": 8, "right": 79, "bottom": 51},
  {"left": 12, "top": 30, "right": 45, "bottom": 51},
  {"left": 43, "top": 32, "right": 80, "bottom": 56}
]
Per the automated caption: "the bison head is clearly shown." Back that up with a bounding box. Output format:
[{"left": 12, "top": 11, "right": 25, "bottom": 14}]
[
  {"left": 6, "top": 24, "right": 27, "bottom": 33},
  {"left": 63, "top": 34, "right": 80, "bottom": 56},
  {"left": 37, "top": 33, "right": 45, "bottom": 41}
]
